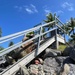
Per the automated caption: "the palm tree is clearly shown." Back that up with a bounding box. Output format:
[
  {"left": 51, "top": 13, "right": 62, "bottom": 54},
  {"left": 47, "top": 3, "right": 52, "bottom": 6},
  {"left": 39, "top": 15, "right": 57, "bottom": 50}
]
[
  {"left": 9, "top": 41, "right": 14, "bottom": 47},
  {"left": 0, "top": 46, "right": 4, "bottom": 51},
  {"left": 44, "top": 13, "right": 56, "bottom": 30},
  {"left": 0, "top": 27, "right": 4, "bottom": 51},
  {"left": 7, "top": 41, "right": 15, "bottom": 56},
  {"left": 43, "top": 13, "right": 55, "bottom": 37},
  {"left": 68, "top": 34, "right": 75, "bottom": 44},
  {"left": 68, "top": 17, "right": 75, "bottom": 35},
  {"left": 65, "top": 17, "right": 75, "bottom": 44},
  {"left": 0, "top": 27, "right": 2, "bottom": 37}
]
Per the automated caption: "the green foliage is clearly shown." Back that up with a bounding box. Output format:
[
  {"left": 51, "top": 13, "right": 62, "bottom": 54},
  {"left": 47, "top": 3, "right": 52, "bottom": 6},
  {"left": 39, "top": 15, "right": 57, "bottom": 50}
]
[
  {"left": 26, "top": 31, "right": 34, "bottom": 37},
  {"left": 34, "top": 23, "right": 42, "bottom": 27},
  {"left": 65, "top": 18, "right": 75, "bottom": 35},
  {"left": 0, "top": 27, "right": 4, "bottom": 51},
  {"left": 64, "top": 17, "right": 75, "bottom": 43},
  {"left": 8, "top": 41, "right": 14, "bottom": 47},
  {"left": 68, "top": 34, "right": 75, "bottom": 44},
  {"left": 58, "top": 44, "right": 66, "bottom": 52},
  {"left": 44, "top": 13, "right": 56, "bottom": 29},
  {"left": 0, "top": 46, "right": 4, "bottom": 51},
  {"left": 0, "top": 27, "right": 2, "bottom": 37}
]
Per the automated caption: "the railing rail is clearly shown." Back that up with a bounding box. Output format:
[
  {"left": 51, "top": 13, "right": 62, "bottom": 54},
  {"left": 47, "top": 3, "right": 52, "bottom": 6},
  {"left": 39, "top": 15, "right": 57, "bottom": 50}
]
[
  {"left": 0, "top": 21, "right": 55, "bottom": 44},
  {"left": 0, "top": 16, "right": 68, "bottom": 75},
  {"left": 0, "top": 21, "right": 55, "bottom": 56}
]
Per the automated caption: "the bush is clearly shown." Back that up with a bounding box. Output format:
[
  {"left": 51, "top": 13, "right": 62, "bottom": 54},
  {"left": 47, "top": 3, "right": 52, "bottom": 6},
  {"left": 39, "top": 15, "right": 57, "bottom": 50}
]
[{"left": 58, "top": 44, "right": 66, "bottom": 52}]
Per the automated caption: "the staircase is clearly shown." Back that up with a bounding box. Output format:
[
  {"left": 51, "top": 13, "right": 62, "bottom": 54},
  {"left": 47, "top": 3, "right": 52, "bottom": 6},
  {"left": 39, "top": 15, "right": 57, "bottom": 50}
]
[{"left": 0, "top": 16, "right": 66, "bottom": 75}]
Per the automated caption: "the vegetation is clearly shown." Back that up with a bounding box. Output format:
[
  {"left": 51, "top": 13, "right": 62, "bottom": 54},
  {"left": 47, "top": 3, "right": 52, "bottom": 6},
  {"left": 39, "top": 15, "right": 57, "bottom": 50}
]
[
  {"left": 0, "top": 27, "right": 2, "bottom": 37},
  {"left": 8, "top": 41, "right": 14, "bottom": 47},
  {"left": 63, "top": 17, "right": 75, "bottom": 44},
  {"left": 0, "top": 46, "right": 4, "bottom": 51},
  {"left": 58, "top": 44, "right": 66, "bottom": 52},
  {"left": 26, "top": 31, "right": 34, "bottom": 37},
  {"left": 44, "top": 13, "right": 56, "bottom": 30},
  {"left": 7, "top": 41, "right": 15, "bottom": 56},
  {"left": 0, "top": 27, "right": 4, "bottom": 51}
]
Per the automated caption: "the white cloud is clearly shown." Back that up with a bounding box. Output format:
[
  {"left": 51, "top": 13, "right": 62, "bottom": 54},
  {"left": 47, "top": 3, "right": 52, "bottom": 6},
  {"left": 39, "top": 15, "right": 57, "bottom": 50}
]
[
  {"left": 62, "top": 2, "right": 74, "bottom": 11},
  {"left": 25, "top": 8, "right": 33, "bottom": 14},
  {"left": 43, "top": 6, "right": 51, "bottom": 15},
  {"left": 14, "top": 4, "right": 38, "bottom": 14},
  {"left": 14, "top": 6, "right": 18, "bottom": 8},
  {"left": 14, "top": 6, "right": 23, "bottom": 11},
  {"left": 56, "top": 10, "right": 64, "bottom": 15},
  {"left": 68, "top": 7, "right": 74, "bottom": 11},
  {"left": 25, "top": 4, "right": 38, "bottom": 14},
  {"left": 44, "top": 9, "right": 51, "bottom": 14},
  {"left": 30, "top": 4, "right": 38, "bottom": 13}
]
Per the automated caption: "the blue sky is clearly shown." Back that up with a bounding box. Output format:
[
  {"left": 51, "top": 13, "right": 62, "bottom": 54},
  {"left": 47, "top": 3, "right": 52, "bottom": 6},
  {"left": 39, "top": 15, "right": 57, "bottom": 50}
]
[{"left": 0, "top": 0, "right": 75, "bottom": 37}]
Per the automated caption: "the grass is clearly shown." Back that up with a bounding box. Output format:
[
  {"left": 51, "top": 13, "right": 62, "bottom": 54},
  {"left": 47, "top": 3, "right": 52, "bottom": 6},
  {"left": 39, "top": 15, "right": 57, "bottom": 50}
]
[{"left": 58, "top": 44, "right": 66, "bottom": 52}]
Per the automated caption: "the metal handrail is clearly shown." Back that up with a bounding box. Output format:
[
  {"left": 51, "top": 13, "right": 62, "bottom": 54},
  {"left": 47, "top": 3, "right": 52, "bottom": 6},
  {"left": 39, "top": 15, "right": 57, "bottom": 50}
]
[
  {"left": 0, "top": 21, "right": 55, "bottom": 56},
  {"left": 0, "top": 21, "right": 55, "bottom": 44},
  {"left": 0, "top": 16, "right": 66, "bottom": 75},
  {"left": 55, "top": 16, "right": 73, "bottom": 48}
]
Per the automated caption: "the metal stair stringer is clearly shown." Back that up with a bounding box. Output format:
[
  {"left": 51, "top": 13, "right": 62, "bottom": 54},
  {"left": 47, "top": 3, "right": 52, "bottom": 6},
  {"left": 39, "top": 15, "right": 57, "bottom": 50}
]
[{"left": 1, "top": 36, "right": 55, "bottom": 75}]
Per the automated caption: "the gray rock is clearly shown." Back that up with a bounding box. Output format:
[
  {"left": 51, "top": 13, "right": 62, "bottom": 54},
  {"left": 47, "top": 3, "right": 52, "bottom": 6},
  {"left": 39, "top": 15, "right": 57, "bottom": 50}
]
[
  {"left": 68, "top": 64, "right": 75, "bottom": 75},
  {"left": 43, "top": 57, "right": 60, "bottom": 75},
  {"left": 15, "top": 66, "right": 30, "bottom": 75},
  {"left": 60, "top": 64, "right": 70, "bottom": 75},
  {"left": 44, "top": 48, "right": 61, "bottom": 58},
  {"left": 55, "top": 57, "right": 67, "bottom": 66},
  {"left": 70, "top": 48, "right": 75, "bottom": 61},
  {"left": 63, "top": 46, "right": 72, "bottom": 56},
  {"left": 61, "top": 64, "right": 75, "bottom": 75}
]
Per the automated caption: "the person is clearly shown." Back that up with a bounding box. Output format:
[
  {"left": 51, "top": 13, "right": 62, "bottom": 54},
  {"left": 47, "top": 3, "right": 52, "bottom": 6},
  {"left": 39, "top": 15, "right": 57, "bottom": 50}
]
[{"left": 28, "top": 58, "right": 45, "bottom": 75}]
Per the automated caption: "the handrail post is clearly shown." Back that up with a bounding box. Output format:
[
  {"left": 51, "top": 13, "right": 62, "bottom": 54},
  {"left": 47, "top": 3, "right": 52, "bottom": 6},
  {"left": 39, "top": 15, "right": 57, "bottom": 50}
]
[
  {"left": 35, "top": 28, "right": 41, "bottom": 56},
  {"left": 40, "top": 23, "right": 43, "bottom": 41},
  {"left": 55, "top": 16, "right": 59, "bottom": 49}
]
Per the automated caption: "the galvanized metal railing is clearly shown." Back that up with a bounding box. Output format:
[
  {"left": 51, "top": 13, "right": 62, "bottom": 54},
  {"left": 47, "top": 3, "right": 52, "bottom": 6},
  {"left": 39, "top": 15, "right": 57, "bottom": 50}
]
[
  {"left": 0, "top": 16, "right": 67, "bottom": 75},
  {"left": 0, "top": 21, "right": 55, "bottom": 57}
]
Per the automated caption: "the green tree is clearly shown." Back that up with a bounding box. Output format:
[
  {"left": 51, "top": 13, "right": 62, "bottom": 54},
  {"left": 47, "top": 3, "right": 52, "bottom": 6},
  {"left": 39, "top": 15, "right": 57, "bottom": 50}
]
[
  {"left": 0, "top": 46, "right": 4, "bottom": 51},
  {"left": 8, "top": 41, "right": 14, "bottom": 47},
  {"left": 43, "top": 13, "right": 58, "bottom": 38},
  {"left": 7, "top": 41, "right": 15, "bottom": 56},
  {"left": 0, "top": 27, "right": 4, "bottom": 51},
  {"left": 68, "top": 17, "right": 75, "bottom": 35},
  {"left": 44, "top": 13, "right": 56, "bottom": 30},
  {"left": 0, "top": 27, "right": 2, "bottom": 37},
  {"left": 65, "top": 17, "right": 75, "bottom": 44}
]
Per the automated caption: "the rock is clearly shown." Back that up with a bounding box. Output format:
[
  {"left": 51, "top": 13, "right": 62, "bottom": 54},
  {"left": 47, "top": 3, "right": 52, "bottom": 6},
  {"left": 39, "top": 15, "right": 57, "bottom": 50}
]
[
  {"left": 70, "top": 48, "right": 75, "bottom": 61},
  {"left": 28, "top": 64, "right": 45, "bottom": 75},
  {"left": 43, "top": 56, "right": 75, "bottom": 75},
  {"left": 0, "top": 68, "right": 4, "bottom": 73},
  {"left": 63, "top": 45, "right": 75, "bottom": 62},
  {"left": 68, "top": 64, "right": 75, "bottom": 75},
  {"left": 5, "top": 56, "right": 16, "bottom": 65},
  {"left": 60, "top": 64, "right": 75, "bottom": 75},
  {"left": 22, "top": 37, "right": 29, "bottom": 42},
  {"left": 63, "top": 57, "right": 75, "bottom": 65},
  {"left": 44, "top": 51, "right": 57, "bottom": 58},
  {"left": 44, "top": 48, "right": 61, "bottom": 58},
  {"left": 63, "top": 46, "right": 72, "bottom": 56},
  {"left": 15, "top": 65, "right": 30, "bottom": 75},
  {"left": 55, "top": 56, "right": 67, "bottom": 66},
  {"left": 43, "top": 57, "right": 60, "bottom": 75},
  {"left": 61, "top": 64, "right": 70, "bottom": 75}
]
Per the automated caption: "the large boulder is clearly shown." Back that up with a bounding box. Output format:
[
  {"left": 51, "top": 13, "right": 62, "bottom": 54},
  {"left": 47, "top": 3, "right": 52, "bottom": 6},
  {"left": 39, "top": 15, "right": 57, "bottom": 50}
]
[
  {"left": 70, "top": 48, "right": 75, "bottom": 61},
  {"left": 60, "top": 64, "right": 75, "bottom": 75},
  {"left": 15, "top": 65, "right": 30, "bottom": 75},
  {"left": 44, "top": 48, "right": 61, "bottom": 58},
  {"left": 43, "top": 57, "right": 60, "bottom": 75},
  {"left": 63, "top": 46, "right": 72, "bottom": 56}
]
